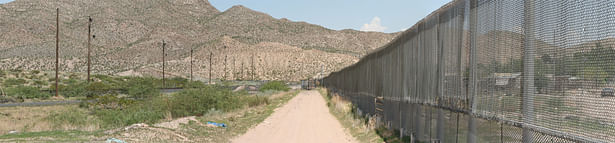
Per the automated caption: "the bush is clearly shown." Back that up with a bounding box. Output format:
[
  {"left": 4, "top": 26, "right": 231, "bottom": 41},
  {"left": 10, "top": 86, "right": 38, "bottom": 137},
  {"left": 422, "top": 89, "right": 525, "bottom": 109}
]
[
  {"left": 33, "top": 80, "right": 48, "bottom": 87},
  {"left": 260, "top": 81, "right": 290, "bottom": 92},
  {"left": 244, "top": 95, "right": 270, "bottom": 107},
  {"left": 87, "top": 94, "right": 136, "bottom": 110},
  {"left": 127, "top": 77, "right": 159, "bottom": 99},
  {"left": 86, "top": 82, "right": 113, "bottom": 96},
  {"left": 6, "top": 85, "right": 50, "bottom": 99},
  {"left": 61, "top": 81, "right": 87, "bottom": 97},
  {"left": 169, "top": 86, "right": 240, "bottom": 117},
  {"left": 94, "top": 105, "right": 165, "bottom": 128},
  {"left": 185, "top": 81, "right": 207, "bottom": 89},
  {"left": 4, "top": 78, "right": 26, "bottom": 87},
  {"left": 47, "top": 108, "right": 93, "bottom": 129}
]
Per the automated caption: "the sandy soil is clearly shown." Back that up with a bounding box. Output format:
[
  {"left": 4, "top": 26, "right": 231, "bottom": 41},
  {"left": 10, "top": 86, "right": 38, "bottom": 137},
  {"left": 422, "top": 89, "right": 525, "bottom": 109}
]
[{"left": 232, "top": 90, "right": 357, "bottom": 143}]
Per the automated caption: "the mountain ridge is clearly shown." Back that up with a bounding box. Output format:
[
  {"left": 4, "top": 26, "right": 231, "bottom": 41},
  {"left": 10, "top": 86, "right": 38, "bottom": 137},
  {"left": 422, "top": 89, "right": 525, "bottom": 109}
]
[{"left": 0, "top": 0, "right": 397, "bottom": 81}]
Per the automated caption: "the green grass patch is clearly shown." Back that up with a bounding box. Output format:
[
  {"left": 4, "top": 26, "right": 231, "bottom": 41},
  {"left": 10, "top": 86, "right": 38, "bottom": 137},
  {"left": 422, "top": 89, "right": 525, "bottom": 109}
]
[
  {"left": 260, "top": 81, "right": 290, "bottom": 92},
  {"left": 5, "top": 85, "right": 51, "bottom": 99}
]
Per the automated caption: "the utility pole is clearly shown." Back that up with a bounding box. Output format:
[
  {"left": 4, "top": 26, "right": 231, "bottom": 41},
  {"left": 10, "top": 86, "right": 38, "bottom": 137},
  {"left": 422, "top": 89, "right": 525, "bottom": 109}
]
[
  {"left": 55, "top": 8, "right": 59, "bottom": 97},
  {"left": 223, "top": 55, "right": 227, "bottom": 80},
  {"left": 209, "top": 51, "right": 212, "bottom": 84},
  {"left": 251, "top": 53, "right": 255, "bottom": 81},
  {"left": 162, "top": 40, "right": 166, "bottom": 88},
  {"left": 232, "top": 58, "right": 236, "bottom": 80},
  {"left": 87, "top": 16, "right": 92, "bottom": 82},
  {"left": 240, "top": 62, "right": 244, "bottom": 80},
  {"left": 190, "top": 48, "right": 193, "bottom": 81}
]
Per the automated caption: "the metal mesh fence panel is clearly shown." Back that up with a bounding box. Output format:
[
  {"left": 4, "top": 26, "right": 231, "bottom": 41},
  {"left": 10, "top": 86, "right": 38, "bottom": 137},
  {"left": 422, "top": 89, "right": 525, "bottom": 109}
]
[{"left": 324, "top": 0, "right": 615, "bottom": 142}]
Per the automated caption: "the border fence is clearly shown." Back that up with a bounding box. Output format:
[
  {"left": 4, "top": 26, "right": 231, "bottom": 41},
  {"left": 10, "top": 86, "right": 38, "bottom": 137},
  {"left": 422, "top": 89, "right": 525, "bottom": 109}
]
[{"left": 324, "top": 0, "right": 615, "bottom": 142}]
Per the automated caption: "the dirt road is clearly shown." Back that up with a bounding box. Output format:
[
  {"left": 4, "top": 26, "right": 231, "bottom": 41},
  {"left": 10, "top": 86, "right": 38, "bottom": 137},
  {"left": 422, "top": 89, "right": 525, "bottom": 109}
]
[{"left": 233, "top": 90, "right": 357, "bottom": 143}]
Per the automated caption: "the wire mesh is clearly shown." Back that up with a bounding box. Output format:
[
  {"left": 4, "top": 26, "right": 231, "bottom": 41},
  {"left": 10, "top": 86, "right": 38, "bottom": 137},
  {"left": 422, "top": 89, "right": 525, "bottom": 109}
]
[{"left": 324, "top": 0, "right": 615, "bottom": 142}]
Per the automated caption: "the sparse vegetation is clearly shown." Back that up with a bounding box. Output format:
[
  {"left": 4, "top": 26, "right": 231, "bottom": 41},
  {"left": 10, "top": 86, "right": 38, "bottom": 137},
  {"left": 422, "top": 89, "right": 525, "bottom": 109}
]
[
  {"left": 3, "top": 78, "right": 26, "bottom": 87},
  {"left": 127, "top": 77, "right": 159, "bottom": 99},
  {"left": 47, "top": 108, "right": 97, "bottom": 129},
  {"left": 319, "top": 88, "right": 383, "bottom": 143},
  {"left": 5, "top": 85, "right": 50, "bottom": 99},
  {"left": 260, "top": 81, "right": 289, "bottom": 92}
]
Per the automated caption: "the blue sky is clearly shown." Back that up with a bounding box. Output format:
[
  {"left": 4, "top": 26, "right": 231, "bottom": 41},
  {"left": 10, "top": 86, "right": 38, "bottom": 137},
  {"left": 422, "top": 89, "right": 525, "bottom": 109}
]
[
  {"left": 0, "top": 0, "right": 452, "bottom": 33},
  {"left": 210, "top": 0, "right": 451, "bottom": 33}
]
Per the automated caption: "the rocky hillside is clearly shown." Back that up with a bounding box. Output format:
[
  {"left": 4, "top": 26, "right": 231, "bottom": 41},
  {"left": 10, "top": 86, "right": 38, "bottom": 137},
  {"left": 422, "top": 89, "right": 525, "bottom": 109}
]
[{"left": 0, "top": 0, "right": 396, "bottom": 81}]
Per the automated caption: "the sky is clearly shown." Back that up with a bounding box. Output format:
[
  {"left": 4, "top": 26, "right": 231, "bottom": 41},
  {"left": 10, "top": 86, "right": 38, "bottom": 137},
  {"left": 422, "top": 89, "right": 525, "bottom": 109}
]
[
  {"left": 0, "top": 0, "right": 452, "bottom": 33},
  {"left": 210, "top": 0, "right": 451, "bottom": 33}
]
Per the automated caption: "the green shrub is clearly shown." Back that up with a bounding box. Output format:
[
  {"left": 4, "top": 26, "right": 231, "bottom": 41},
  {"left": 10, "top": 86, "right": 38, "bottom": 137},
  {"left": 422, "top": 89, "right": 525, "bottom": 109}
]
[
  {"left": 94, "top": 105, "right": 165, "bottom": 128},
  {"left": 6, "top": 85, "right": 50, "bottom": 99},
  {"left": 4, "top": 78, "right": 26, "bottom": 87},
  {"left": 47, "top": 108, "right": 93, "bottom": 129},
  {"left": 61, "top": 81, "right": 87, "bottom": 97},
  {"left": 127, "top": 77, "right": 159, "bottom": 99},
  {"left": 260, "top": 81, "right": 289, "bottom": 92},
  {"left": 100, "top": 94, "right": 132, "bottom": 108},
  {"left": 244, "top": 95, "right": 270, "bottom": 107},
  {"left": 169, "top": 86, "right": 240, "bottom": 117},
  {"left": 33, "top": 80, "right": 48, "bottom": 87},
  {"left": 185, "top": 81, "right": 207, "bottom": 89},
  {"left": 86, "top": 82, "right": 113, "bottom": 97},
  {"left": 168, "top": 77, "right": 189, "bottom": 88}
]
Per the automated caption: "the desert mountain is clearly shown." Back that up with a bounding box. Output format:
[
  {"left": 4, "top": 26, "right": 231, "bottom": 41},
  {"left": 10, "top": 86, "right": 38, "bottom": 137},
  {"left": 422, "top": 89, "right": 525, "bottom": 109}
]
[{"left": 0, "top": 0, "right": 396, "bottom": 81}]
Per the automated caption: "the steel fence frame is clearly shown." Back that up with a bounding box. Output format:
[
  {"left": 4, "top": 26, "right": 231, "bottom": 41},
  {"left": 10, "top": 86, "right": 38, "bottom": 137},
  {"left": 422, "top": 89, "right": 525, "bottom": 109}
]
[{"left": 324, "top": 0, "right": 615, "bottom": 142}]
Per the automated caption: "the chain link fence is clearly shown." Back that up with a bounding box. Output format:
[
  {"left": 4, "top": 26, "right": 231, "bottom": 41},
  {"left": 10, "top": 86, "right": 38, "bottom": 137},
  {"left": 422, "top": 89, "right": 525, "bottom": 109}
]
[{"left": 324, "top": 0, "right": 615, "bottom": 142}]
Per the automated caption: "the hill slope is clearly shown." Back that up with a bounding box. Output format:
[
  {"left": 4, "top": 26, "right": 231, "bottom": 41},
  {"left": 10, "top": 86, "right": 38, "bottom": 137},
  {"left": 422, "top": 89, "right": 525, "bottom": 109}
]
[{"left": 0, "top": 0, "right": 396, "bottom": 81}]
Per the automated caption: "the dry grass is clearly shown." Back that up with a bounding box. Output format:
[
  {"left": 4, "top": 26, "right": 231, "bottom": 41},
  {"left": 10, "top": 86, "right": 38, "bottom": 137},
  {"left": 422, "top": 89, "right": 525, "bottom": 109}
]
[
  {"left": 319, "top": 88, "right": 383, "bottom": 143},
  {"left": 0, "top": 105, "right": 98, "bottom": 135}
]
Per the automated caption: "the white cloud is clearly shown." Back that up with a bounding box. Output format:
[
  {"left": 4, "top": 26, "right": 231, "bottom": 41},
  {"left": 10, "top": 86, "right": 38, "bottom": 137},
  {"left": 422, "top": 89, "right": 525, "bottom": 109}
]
[{"left": 360, "top": 17, "right": 387, "bottom": 32}]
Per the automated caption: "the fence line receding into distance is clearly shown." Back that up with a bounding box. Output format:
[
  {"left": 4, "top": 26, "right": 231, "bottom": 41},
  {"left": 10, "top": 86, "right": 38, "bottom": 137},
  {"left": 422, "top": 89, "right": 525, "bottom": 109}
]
[{"left": 324, "top": 0, "right": 615, "bottom": 142}]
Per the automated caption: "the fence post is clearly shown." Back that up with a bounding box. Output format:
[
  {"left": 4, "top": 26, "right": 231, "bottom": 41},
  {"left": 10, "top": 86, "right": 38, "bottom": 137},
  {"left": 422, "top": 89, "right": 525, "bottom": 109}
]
[
  {"left": 467, "top": 0, "right": 478, "bottom": 142},
  {"left": 436, "top": 12, "right": 445, "bottom": 142},
  {"left": 522, "top": 0, "right": 535, "bottom": 142}
]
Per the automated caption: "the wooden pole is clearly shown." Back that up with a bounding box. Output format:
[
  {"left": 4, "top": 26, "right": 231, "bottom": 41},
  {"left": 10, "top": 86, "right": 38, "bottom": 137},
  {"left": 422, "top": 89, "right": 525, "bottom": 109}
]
[
  {"left": 55, "top": 8, "right": 59, "bottom": 97},
  {"left": 223, "top": 55, "right": 227, "bottom": 80},
  {"left": 162, "top": 40, "right": 166, "bottom": 88},
  {"left": 190, "top": 48, "right": 193, "bottom": 81},
  {"left": 209, "top": 52, "right": 212, "bottom": 84},
  {"left": 251, "top": 53, "right": 255, "bottom": 81},
  {"left": 87, "top": 16, "right": 92, "bottom": 82}
]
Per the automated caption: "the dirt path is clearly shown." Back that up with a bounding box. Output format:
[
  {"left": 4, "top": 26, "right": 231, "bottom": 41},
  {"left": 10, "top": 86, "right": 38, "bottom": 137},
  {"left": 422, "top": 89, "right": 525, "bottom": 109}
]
[{"left": 233, "top": 90, "right": 357, "bottom": 143}]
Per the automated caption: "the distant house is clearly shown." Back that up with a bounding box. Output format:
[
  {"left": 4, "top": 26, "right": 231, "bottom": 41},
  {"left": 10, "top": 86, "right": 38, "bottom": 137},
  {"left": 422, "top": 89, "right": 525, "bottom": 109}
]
[{"left": 494, "top": 72, "right": 522, "bottom": 91}]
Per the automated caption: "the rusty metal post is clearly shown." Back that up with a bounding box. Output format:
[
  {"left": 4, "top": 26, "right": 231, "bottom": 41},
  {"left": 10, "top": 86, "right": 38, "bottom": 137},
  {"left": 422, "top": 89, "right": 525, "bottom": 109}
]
[
  {"left": 87, "top": 16, "right": 92, "bottom": 82},
  {"left": 162, "top": 40, "right": 166, "bottom": 88},
  {"left": 55, "top": 8, "right": 59, "bottom": 97}
]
